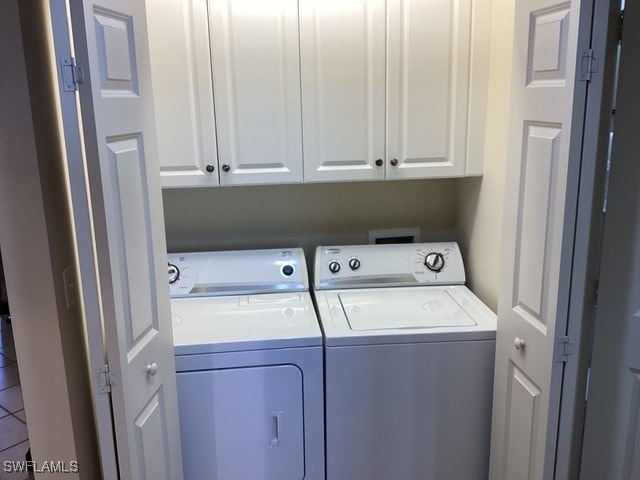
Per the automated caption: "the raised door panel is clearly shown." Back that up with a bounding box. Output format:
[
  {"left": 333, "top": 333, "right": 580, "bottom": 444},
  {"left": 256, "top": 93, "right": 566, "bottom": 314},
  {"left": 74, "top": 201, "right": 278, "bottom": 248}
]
[
  {"left": 210, "top": 0, "right": 303, "bottom": 186},
  {"left": 148, "top": 0, "right": 219, "bottom": 188},
  {"left": 386, "top": 0, "right": 471, "bottom": 179},
  {"left": 300, "top": 0, "right": 386, "bottom": 183}
]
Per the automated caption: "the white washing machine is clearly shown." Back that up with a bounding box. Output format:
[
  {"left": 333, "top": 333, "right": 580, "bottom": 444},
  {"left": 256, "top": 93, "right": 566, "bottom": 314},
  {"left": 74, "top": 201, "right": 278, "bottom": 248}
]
[
  {"left": 168, "top": 248, "right": 324, "bottom": 480},
  {"left": 313, "top": 242, "right": 497, "bottom": 480}
]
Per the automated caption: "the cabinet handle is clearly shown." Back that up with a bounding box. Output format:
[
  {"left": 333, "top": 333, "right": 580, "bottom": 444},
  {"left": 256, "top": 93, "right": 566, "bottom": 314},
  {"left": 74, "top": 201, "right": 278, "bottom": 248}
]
[
  {"left": 222, "top": 164, "right": 231, "bottom": 173},
  {"left": 514, "top": 337, "right": 525, "bottom": 350},
  {"left": 205, "top": 164, "right": 214, "bottom": 173},
  {"left": 390, "top": 158, "right": 399, "bottom": 167},
  {"left": 375, "top": 159, "right": 383, "bottom": 167}
]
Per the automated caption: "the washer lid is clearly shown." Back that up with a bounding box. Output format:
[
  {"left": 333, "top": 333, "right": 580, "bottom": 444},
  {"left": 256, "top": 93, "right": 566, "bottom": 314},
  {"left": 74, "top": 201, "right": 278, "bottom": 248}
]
[
  {"left": 315, "top": 286, "right": 497, "bottom": 346},
  {"left": 339, "top": 289, "right": 476, "bottom": 331},
  {"left": 171, "top": 292, "right": 322, "bottom": 355}
]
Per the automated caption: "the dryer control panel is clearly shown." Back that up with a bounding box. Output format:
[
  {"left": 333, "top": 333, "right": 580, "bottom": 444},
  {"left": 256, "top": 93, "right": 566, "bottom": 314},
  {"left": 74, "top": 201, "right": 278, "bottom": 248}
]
[
  {"left": 314, "top": 242, "right": 465, "bottom": 290},
  {"left": 168, "top": 248, "right": 309, "bottom": 298}
]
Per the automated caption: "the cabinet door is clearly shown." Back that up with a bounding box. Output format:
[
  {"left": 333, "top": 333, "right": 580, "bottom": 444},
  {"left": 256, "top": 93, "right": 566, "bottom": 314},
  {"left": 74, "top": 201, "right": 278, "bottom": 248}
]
[
  {"left": 148, "top": 0, "right": 219, "bottom": 188},
  {"left": 300, "top": 0, "right": 386, "bottom": 183},
  {"left": 386, "top": 0, "right": 472, "bottom": 179},
  {"left": 210, "top": 0, "right": 303, "bottom": 186}
]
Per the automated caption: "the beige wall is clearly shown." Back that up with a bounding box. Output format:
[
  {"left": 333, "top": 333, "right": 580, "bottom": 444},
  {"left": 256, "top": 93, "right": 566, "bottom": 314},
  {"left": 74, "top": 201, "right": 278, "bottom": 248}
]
[
  {"left": 164, "top": 179, "right": 459, "bottom": 260},
  {"left": 0, "top": 1, "right": 100, "bottom": 478},
  {"left": 456, "top": 0, "right": 515, "bottom": 312}
]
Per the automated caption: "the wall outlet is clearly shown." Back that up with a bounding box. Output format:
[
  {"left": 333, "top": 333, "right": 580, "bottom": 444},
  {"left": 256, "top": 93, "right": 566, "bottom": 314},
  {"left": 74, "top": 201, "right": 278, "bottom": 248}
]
[
  {"left": 368, "top": 227, "right": 421, "bottom": 244},
  {"left": 62, "top": 265, "right": 77, "bottom": 309}
]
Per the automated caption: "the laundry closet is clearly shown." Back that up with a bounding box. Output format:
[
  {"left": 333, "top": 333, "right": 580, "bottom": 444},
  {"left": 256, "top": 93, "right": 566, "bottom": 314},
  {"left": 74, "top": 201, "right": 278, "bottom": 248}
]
[
  {"left": 0, "top": 0, "right": 608, "bottom": 478},
  {"left": 149, "top": 0, "right": 509, "bottom": 475}
]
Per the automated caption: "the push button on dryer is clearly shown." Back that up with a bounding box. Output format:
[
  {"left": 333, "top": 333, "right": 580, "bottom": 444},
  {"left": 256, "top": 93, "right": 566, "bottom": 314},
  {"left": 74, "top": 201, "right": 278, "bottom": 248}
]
[{"left": 282, "top": 265, "right": 295, "bottom": 276}]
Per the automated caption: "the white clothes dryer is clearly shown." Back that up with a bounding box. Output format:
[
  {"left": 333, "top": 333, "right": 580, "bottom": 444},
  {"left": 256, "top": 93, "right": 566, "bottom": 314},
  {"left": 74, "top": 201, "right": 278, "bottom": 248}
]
[
  {"left": 313, "top": 242, "right": 496, "bottom": 480},
  {"left": 168, "top": 248, "right": 324, "bottom": 480}
]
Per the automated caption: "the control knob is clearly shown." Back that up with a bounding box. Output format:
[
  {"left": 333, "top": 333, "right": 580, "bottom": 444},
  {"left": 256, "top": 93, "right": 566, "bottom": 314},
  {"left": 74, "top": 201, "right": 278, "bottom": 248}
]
[
  {"left": 348, "top": 258, "right": 361, "bottom": 271},
  {"left": 328, "top": 261, "right": 341, "bottom": 274},
  {"left": 424, "top": 252, "right": 444, "bottom": 272},
  {"left": 168, "top": 263, "right": 180, "bottom": 284}
]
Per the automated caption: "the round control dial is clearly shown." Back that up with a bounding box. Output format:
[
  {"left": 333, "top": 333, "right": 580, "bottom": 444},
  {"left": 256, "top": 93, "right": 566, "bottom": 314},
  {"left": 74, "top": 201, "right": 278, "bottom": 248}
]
[
  {"left": 348, "top": 258, "right": 361, "bottom": 271},
  {"left": 328, "top": 261, "right": 341, "bottom": 274},
  {"left": 424, "top": 252, "right": 445, "bottom": 272},
  {"left": 168, "top": 263, "right": 180, "bottom": 284}
]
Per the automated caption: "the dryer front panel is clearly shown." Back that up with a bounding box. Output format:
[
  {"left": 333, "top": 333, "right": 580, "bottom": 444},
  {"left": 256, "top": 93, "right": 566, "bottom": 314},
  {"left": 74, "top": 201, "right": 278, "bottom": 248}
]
[{"left": 177, "top": 365, "right": 304, "bottom": 480}]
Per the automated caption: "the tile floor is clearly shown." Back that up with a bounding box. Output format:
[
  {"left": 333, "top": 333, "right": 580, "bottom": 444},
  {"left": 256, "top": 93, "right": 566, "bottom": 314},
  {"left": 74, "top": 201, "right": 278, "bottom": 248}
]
[{"left": 0, "top": 315, "right": 31, "bottom": 480}]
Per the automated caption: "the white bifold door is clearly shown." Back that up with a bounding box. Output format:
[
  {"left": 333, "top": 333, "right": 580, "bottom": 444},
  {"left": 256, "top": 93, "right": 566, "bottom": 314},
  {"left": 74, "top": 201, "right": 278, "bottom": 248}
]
[
  {"left": 68, "top": 0, "right": 183, "bottom": 478},
  {"left": 489, "top": 0, "right": 587, "bottom": 478}
]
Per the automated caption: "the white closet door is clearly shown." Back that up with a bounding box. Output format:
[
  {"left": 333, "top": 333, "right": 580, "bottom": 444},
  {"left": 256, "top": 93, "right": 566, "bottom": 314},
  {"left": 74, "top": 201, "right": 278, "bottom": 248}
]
[
  {"left": 72, "top": 0, "right": 183, "bottom": 477},
  {"left": 489, "top": 0, "right": 584, "bottom": 478},
  {"left": 210, "top": 0, "right": 303, "bottom": 186},
  {"left": 300, "top": 0, "right": 386, "bottom": 183},
  {"left": 149, "top": 0, "right": 219, "bottom": 188},
  {"left": 386, "top": 0, "right": 471, "bottom": 179}
]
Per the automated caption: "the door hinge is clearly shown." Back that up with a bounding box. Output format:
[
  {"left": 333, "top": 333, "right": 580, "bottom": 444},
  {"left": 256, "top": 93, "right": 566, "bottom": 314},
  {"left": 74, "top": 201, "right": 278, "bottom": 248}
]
[
  {"left": 619, "top": 9, "right": 624, "bottom": 43},
  {"left": 556, "top": 336, "right": 575, "bottom": 363},
  {"left": 60, "top": 57, "right": 85, "bottom": 92},
  {"left": 96, "top": 364, "right": 114, "bottom": 394},
  {"left": 579, "top": 49, "right": 599, "bottom": 82}
]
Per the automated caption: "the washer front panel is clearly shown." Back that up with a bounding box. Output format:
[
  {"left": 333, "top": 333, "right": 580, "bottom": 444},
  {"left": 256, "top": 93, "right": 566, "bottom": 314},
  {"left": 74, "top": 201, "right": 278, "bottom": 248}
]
[{"left": 324, "top": 341, "right": 495, "bottom": 479}]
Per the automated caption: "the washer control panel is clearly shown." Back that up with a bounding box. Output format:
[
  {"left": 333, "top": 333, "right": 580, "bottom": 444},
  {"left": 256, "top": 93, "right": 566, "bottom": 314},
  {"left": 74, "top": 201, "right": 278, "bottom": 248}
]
[
  {"left": 168, "top": 248, "right": 308, "bottom": 298},
  {"left": 315, "top": 242, "right": 465, "bottom": 290}
]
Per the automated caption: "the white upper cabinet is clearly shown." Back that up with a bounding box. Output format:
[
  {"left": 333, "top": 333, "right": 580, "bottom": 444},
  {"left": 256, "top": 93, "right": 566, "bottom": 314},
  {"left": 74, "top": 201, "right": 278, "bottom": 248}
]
[
  {"left": 300, "top": 0, "right": 387, "bottom": 183},
  {"left": 210, "top": 0, "right": 304, "bottom": 186},
  {"left": 150, "top": 0, "right": 490, "bottom": 188},
  {"left": 148, "top": 0, "right": 219, "bottom": 188},
  {"left": 386, "top": 0, "right": 471, "bottom": 179}
]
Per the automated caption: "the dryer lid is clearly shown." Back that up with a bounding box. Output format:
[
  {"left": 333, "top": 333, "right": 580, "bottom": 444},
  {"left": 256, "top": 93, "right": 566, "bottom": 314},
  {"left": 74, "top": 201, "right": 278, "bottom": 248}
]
[{"left": 338, "top": 289, "right": 476, "bottom": 331}]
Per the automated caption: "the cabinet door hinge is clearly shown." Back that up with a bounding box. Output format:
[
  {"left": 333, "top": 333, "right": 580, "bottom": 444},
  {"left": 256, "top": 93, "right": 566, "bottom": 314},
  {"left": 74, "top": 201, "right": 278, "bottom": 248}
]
[
  {"left": 60, "top": 57, "right": 85, "bottom": 92},
  {"left": 96, "top": 364, "right": 114, "bottom": 394},
  {"left": 556, "top": 336, "right": 575, "bottom": 363},
  {"left": 579, "top": 49, "right": 599, "bottom": 82},
  {"left": 619, "top": 9, "right": 624, "bottom": 43}
]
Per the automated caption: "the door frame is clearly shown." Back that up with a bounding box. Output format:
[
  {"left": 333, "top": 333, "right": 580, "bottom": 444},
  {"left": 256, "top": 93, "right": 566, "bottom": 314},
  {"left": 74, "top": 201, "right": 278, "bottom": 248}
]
[
  {"left": 49, "top": 0, "right": 119, "bottom": 478},
  {"left": 554, "top": 0, "right": 621, "bottom": 477}
]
